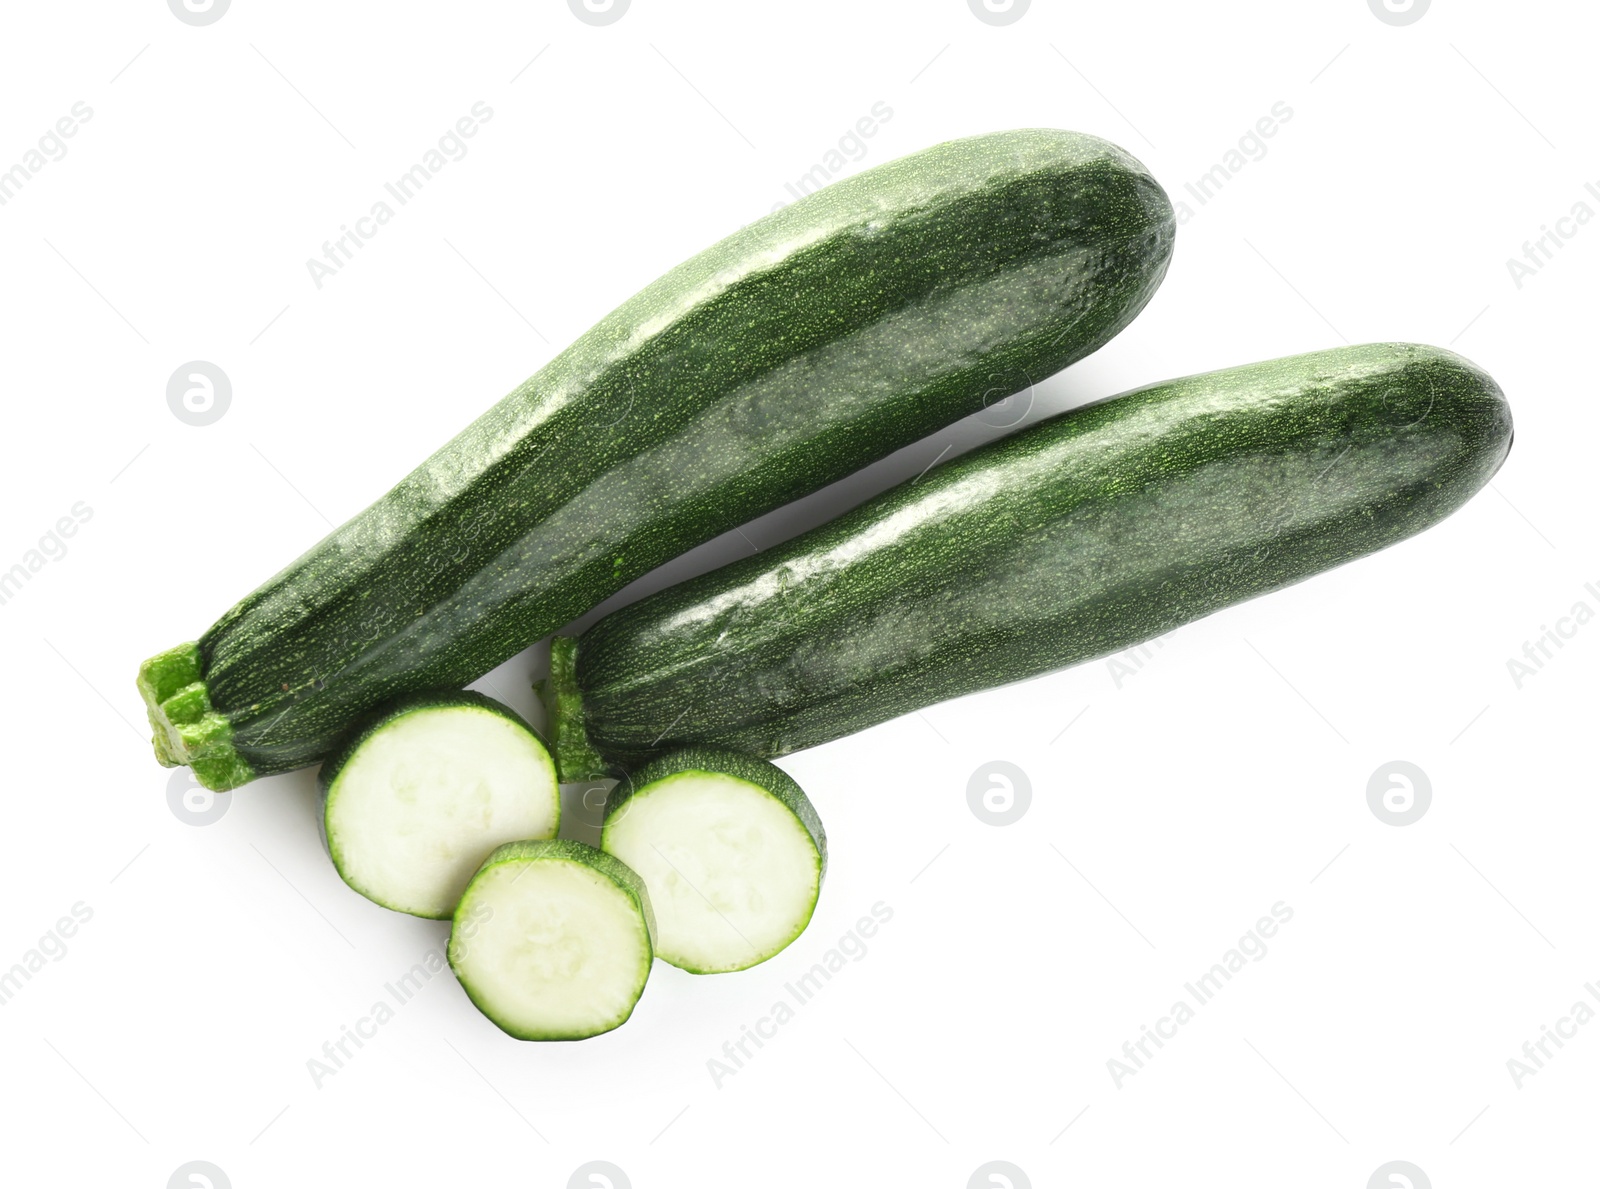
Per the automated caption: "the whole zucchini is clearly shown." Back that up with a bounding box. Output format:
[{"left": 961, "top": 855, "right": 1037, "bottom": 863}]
[
  {"left": 543, "top": 344, "right": 1512, "bottom": 779},
  {"left": 138, "top": 128, "right": 1176, "bottom": 790}
]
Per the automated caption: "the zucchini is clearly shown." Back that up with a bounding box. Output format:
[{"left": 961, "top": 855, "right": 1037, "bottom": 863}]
[
  {"left": 318, "top": 692, "right": 559, "bottom": 920},
  {"left": 448, "top": 839, "right": 655, "bottom": 1041},
  {"left": 136, "top": 127, "right": 1176, "bottom": 791},
  {"left": 602, "top": 748, "right": 826, "bottom": 974},
  {"left": 544, "top": 344, "right": 1512, "bottom": 777}
]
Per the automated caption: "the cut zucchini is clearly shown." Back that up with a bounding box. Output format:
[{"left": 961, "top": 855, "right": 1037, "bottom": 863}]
[
  {"left": 319, "top": 693, "right": 559, "bottom": 920},
  {"left": 449, "top": 840, "right": 654, "bottom": 1041},
  {"left": 602, "top": 749, "right": 826, "bottom": 974}
]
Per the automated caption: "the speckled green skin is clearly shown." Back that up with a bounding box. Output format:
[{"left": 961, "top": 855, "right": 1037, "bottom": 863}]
[
  {"left": 549, "top": 344, "right": 1513, "bottom": 775},
  {"left": 604, "top": 747, "right": 828, "bottom": 879},
  {"left": 138, "top": 128, "right": 1175, "bottom": 790}
]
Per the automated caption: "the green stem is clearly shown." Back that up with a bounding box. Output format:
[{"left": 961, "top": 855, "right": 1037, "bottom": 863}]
[
  {"left": 537, "top": 636, "right": 610, "bottom": 783},
  {"left": 136, "top": 642, "right": 254, "bottom": 791}
]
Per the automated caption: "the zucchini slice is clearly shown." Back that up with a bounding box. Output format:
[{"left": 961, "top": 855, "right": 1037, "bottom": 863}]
[
  {"left": 448, "top": 840, "right": 654, "bottom": 1041},
  {"left": 320, "top": 693, "right": 559, "bottom": 919},
  {"left": 602, "top": 749, "right": 826, "bottom": 974},
  {"left": 545, "top": 343, "right": 1514, "bottom": 776},
  {"left": 137, "top": 127, "right": 1176, "bottom": 791}
]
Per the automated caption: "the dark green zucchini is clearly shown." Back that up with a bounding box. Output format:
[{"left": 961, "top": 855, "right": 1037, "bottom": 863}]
[
  {"left": 543, "top": 344, "right": 1512, "bottom": 778},
  {"left": 138, "top": 128, "right": 1175, "bottom": 790}
]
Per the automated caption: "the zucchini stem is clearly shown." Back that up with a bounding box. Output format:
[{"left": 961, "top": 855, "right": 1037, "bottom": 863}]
[
  {"left": 136, "top": 642, "right": 254, "bottom": 791},
  {"left": 538, "top": 636, "right": 610, "bottom": 783}
]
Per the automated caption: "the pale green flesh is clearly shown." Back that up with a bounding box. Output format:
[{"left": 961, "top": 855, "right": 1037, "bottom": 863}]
[
  {"left": 604, "top": 772, "right": 822, "bottom": 973},
  {"left": 451, "top": 860, "right": 651, "bottom": 1039},
  {"left": 325, "top": 707, "right": 559, "bottom": 919}
]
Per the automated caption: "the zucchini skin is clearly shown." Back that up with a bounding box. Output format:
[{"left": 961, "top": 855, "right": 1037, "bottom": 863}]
[
  {"left": 548, "top": 344, "right": 1512, "bottom": 777},
  {"left": 138, "top": 128, "right": 1176, "bottom": 790}
]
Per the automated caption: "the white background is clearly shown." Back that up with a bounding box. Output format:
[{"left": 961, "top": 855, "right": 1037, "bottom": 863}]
[{"left": 0, "top": 1, "right": 1593, "bottom": 1185}]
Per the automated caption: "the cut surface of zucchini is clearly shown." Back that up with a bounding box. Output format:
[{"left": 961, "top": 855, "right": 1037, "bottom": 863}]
[
  {"left": 320, "top": 693, "right": 559, "bottom": 919},
  {"left": 603, "top": 749, "right": 825, "bottom": 974},
  {"left": 449, "top": 840, "right": 654, "bottom": 1040}
]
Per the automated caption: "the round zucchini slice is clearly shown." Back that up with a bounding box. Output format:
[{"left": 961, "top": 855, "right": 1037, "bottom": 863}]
[
  {"left": 602, "top": 748, "right": 826, "bottom": 974},
  {"left": 319, "top": 692, "right": 560, "bottom": 919},
  {"left": 449, "top": 840, "right": 655, "bottom": 1040}
]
